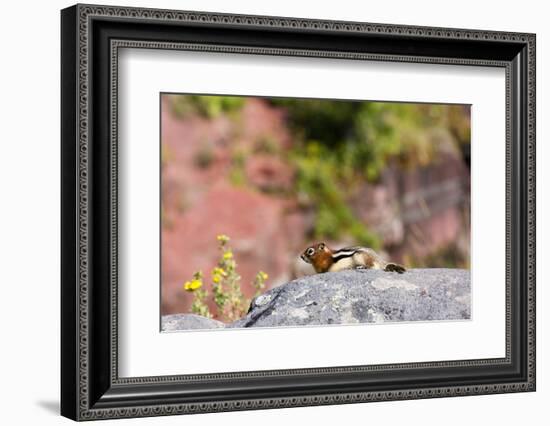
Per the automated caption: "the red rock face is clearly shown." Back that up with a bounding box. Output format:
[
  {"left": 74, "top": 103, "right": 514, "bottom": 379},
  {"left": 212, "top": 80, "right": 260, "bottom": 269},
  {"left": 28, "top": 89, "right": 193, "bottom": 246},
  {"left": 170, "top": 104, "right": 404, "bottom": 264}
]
[
  {"left": 160, "top": 95, "right": 471, "bottom": 317},
  {"left": 245, "top": 155, "right": 294, "bottom": 193},
  {"left": 160, "top": 96, "right": 305, "bottom": 316},
  {"left": 161, "top": 184, "right": 293, "bottom": 315}
]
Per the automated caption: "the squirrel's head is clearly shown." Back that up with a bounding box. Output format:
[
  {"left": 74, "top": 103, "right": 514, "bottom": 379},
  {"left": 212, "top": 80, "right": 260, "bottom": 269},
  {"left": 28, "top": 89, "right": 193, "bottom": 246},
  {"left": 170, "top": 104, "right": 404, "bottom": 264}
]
[{"left": 300, "top": 242, "right": 329, "bottom": 264}]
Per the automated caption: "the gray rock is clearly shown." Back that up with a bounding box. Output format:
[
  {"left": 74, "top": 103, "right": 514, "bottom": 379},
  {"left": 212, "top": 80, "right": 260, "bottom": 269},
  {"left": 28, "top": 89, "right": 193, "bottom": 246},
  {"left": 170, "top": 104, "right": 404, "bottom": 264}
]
[
  {"left": 161, "top": 313, "right": 225, "bottom": 331},
  {"left": 228, "top": 269, "right": 470, "bottom": 328}
]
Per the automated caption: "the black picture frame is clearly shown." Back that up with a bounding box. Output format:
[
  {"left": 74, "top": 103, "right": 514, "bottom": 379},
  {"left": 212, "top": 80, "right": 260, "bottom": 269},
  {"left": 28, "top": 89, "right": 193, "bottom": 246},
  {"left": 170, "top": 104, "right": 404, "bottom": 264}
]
[{"left": 61, "top": 3, "right": 536, "bottom": 421}]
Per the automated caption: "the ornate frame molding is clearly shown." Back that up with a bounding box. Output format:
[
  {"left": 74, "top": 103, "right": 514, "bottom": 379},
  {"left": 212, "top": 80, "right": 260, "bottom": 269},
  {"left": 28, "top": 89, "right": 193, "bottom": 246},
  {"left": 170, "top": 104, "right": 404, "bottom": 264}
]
[{"left": 61, "top": 4, "right": 535, "bottom": 421}]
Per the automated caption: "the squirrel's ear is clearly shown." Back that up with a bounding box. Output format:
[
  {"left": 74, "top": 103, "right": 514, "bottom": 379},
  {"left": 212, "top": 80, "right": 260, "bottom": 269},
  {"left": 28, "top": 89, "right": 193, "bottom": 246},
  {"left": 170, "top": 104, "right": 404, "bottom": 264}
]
[{"left": 318, "top": 242, "right": 325, "bottom": 250}]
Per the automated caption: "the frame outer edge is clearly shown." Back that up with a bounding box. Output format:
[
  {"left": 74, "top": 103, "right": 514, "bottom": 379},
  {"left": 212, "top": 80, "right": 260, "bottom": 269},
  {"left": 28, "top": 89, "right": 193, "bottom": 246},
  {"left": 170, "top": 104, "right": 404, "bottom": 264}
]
[
  {"left": 60, "top": 4, "right": 79, "bottom": 422},
  {"left": 67, "top": 4, "right": 536, "bottom": 420}
]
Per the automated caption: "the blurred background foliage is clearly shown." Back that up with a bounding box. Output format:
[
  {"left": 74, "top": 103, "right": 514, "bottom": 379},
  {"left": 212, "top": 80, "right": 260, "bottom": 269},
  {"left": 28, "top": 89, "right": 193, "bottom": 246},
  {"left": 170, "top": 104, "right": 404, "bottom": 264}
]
[
  {"left": 162, "top": 94, "right": 471, "bottom": 317},
  {"left": 170, "top": 95, "right": 469, "bottom": 249},
  {"left": 172, "top": 95, "right": 246, "bottom": 119}
]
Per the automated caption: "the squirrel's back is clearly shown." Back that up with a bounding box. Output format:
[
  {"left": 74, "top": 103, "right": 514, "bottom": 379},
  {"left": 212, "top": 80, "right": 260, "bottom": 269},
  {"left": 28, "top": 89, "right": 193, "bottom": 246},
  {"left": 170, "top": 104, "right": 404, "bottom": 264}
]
[{"left": 329, "top": 246, "right": 386, "bottom": 272}]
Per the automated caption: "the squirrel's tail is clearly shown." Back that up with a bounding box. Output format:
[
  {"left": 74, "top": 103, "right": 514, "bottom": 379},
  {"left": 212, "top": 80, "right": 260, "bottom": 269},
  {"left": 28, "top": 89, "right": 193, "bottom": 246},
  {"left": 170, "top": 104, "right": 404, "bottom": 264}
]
[{"left": 384, "top": 263, "right": 406, "bottom": 274}]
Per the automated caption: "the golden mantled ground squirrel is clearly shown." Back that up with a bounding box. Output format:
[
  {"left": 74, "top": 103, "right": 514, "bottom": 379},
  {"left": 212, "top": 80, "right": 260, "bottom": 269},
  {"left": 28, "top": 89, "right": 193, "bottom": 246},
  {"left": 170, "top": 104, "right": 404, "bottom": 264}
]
[{"left": 300, "top": 242, "right": 406, "bottom": 274}]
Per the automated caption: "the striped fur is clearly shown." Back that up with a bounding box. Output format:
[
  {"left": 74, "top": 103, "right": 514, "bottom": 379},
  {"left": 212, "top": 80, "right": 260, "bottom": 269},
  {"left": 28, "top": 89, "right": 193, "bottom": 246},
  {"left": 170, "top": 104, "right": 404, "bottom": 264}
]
[{"left": 301, "top": 243, "right": 405, "bottom": 274}]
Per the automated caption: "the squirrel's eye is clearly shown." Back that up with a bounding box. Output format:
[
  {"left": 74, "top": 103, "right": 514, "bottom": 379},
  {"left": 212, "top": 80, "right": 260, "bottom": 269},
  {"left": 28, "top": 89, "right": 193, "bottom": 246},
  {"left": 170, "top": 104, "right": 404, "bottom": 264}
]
[{"left": 307, "top": 248, "right": 315, "bottom": 256}]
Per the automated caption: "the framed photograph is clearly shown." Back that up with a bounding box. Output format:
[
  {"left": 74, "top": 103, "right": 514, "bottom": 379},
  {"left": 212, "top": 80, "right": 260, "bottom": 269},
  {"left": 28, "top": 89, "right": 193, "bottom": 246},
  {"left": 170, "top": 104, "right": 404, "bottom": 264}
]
[{"left": 61, "top": 3, "right": 536, "bottom": 421}]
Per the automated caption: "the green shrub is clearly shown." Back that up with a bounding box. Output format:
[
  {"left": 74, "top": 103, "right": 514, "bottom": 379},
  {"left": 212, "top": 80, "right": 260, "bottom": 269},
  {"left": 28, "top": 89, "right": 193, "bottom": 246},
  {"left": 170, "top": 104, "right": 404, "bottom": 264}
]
[
  {"left": 274, "top": 99, "right": 469, "bottom": 248},
  {"left": 172, "top": 95, "right": 245, "bottom": 119},
  {"left": 292, "top": 143, "right": 380, "bottom": 249}
]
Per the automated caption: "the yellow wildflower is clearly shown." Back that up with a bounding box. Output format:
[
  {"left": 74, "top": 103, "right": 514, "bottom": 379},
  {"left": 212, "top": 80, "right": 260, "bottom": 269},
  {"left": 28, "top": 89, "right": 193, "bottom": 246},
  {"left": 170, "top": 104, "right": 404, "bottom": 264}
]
[
  {"left": 184, "top": 279, "right": 203, "bottom": 291},
  {"left": 223, "top": 251, "right": 233, "bottom": 260},
  {"left": 212, "top": 267, "right": 226, "bottom": 277},
  {"left": 212, "top": 274, "right": 221, "bottom": 284},
  {"left": 259, "top": 271, "right": 268, "bottom": 280},
  {"left": 216, "top": 234, "right": 230, "bottom": 243}
]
